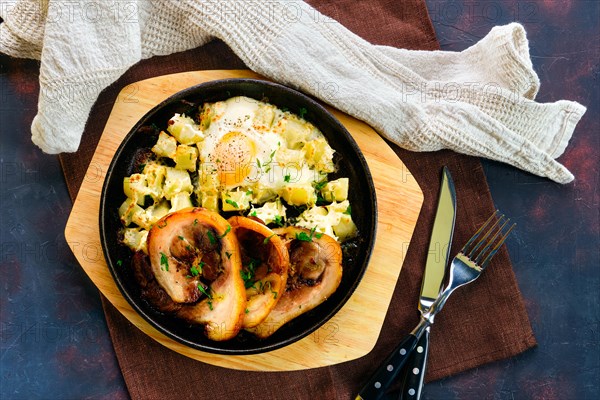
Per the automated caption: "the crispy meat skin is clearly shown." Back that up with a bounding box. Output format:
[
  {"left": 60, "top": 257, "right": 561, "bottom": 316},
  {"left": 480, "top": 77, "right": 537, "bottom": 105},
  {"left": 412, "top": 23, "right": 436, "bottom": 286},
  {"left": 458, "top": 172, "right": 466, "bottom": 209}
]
[
  {"left": 147, "top": 208, "right": 227, "bottom": 303},
  {"left": 247, "top": 226, "right": 343, "bottom": 339},
  {"left": 147, "top": 208, "right": 246, "bottom": 341},
  {"left": 133, "top": 211, "right": 342, "bottom": 341},
  {"left": 228, "top": 216, "right": 289, "bottom": 328}
]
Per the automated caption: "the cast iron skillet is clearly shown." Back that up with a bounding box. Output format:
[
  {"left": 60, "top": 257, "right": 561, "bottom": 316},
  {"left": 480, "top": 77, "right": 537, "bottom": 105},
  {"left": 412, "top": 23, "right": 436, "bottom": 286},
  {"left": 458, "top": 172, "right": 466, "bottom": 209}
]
[{"left": 99, "top": 79, "right": 377, "bottom": 354}]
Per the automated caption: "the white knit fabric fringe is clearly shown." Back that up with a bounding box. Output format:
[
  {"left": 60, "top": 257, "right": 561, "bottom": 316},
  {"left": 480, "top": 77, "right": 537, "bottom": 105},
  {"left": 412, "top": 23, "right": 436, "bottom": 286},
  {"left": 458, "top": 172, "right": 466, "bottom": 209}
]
[{"left": 0, "top": 0, "right": 586, "bottom": 183}]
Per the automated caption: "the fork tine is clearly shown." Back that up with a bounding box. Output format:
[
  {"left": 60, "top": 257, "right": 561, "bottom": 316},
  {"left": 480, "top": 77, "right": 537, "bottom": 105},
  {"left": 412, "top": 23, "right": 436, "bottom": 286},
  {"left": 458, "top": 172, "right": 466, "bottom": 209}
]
[
  {"left": 468, "top": 215, "right": 504, "bottom": 258},
  {"left": 480, "top": 222, "right": 516, "bottom": 268},
  {"left": 474, "top": 217, "right": 510, "bottom": 264},
  {"left": 462, "top": 210, "right": 499, "bottom": 255}
]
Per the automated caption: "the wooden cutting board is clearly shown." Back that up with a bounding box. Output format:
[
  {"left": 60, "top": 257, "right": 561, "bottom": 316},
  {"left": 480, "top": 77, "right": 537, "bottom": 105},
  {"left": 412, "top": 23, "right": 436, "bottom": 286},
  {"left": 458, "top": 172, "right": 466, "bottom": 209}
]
[{"left": 64, "top": 70, "right": 423, "bottom": 371}]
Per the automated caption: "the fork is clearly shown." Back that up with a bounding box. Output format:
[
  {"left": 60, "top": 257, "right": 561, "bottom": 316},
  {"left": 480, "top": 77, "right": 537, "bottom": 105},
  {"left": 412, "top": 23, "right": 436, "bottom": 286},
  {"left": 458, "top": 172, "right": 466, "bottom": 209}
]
[
  {"left": 356, "top": 211, "right": 515, "bottom": 400},
  {"left": 420, "top": 211, "right": 515, "bottom": 321}
]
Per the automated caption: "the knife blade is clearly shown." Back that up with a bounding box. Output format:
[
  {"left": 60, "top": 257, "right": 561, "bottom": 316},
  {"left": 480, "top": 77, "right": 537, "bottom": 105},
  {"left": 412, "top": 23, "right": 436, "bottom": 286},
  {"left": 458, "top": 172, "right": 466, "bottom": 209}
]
[
  {"left": 355, "top": 167, "right": 456, "bottom": 400},
  {"left": 398, "top": 166, "right": 456, "bottom": 399},
  {"left": 418, "top": 166, "right": 457, "bottom": 313}
]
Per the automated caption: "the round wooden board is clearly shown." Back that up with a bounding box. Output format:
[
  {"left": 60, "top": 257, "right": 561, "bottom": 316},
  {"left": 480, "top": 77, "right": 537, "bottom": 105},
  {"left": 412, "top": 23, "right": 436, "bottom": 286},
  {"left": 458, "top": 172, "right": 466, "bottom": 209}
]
[{"left": 64, "top": 70, "right": 423, "bottom": 371}]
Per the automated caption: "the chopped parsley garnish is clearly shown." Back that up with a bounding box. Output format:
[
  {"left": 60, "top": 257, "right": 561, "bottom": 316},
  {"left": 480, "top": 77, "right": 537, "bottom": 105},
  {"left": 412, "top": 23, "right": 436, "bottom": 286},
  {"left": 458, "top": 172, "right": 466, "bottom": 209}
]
[
  {"left": 198, "top": 284, "right": 212, "bottom": 299},
  {"left": 217, "top": 225, "right": 231, "bottom": 238},
  {"left": 178, "top": 235, "right": 184, "bottom": 240},
  {"left": 263, "top": 234, "right": 276, "bottom": 244},
  {"left": 344, "top": 204, "right": 352, "bottom": 215},
  {"left": 273, "top": 215, "right": 284, "bottom": 227},
  {"left": 313, "top": 227, "right": 323, "bottom": 239},
  {"left": 250, "top": 210, "right": 257, "bottom": 217},
  {"left": 138, "top": 163, "right": 146, "bottom": 172},
  {"left": 263, "top": 151, "right": 276, "bottom": 173},
  {"left": 241, "top": 258, "right": 261, "bottom": 289},
  {"left": 248, "top": 258, "right": 261, "bottom": 270},
  {"left": 295, "top": 231, "right": 312, "bottom": 242},
  {"left": 160, "top": 252, "right": 169, "bottom": 271},
  {"left": 245, "top": 308, "right": 249, "bottom": 314},
  {"left": 241, "top": 271, "right": 254, "bottom": 289},
  {"left": 256, "top": 158, "right": 262, "bottom": 168},
  {"left": 315, "top": 193, "right": 327, "bottom": 206},
  {"left": 207, "top": 230, "right": 217, "bottom": 245},
  {"left": 225, "top": 199, "right": 239, "bottom": 209},
  {"left": 260, "top": 281, "right": 278, "bottom": 299},
  {"left": 299, "top": 107, "right": 308, "bottom": 118},
  {"left": 116, "top": 259, "right": 123, "bottom": 267},
  {"left": 246, "top": 189, "right": 253, "bottom": 196},
  {"left": 190, "top": 261, "right": 204, "bottom": 277},
  {"left": 284, "top": 174, "right": 291, "bottom": 183},
  {"left": 314, "top": 180, "right": 327, "bottom": 191},
  {"left": 295, "top": 227, "right": 322, "bottom": 242},
  {"left": 193, "top": 219, "right": 198, "bottom": 226},
  {"left": 208, "top": 300, "right": 213, "bottom": 310},
  {"left": 225, "top": 251, "right": 232, "bottom": 259}
]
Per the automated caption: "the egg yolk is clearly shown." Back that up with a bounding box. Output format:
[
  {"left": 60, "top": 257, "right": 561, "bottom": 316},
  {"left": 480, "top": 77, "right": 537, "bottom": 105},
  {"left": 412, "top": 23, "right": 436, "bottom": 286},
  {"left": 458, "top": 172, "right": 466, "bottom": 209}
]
[{"left": 213, "top": 131, "right": 257, "bottom": 187}]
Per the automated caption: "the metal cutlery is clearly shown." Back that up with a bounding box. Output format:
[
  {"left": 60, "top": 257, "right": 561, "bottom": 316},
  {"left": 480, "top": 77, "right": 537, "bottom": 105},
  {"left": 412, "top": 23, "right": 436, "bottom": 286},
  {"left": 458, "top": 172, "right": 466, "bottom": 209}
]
[
  {"left": 397, "top": 167, "right": 456, "bottom": 399},
  {"left": 396, "top": 210, "right": 515, "bottom": 398},
  {"left": 355, "top": 167, "right": 457, "bottom": 399},
  {"left": 356, "top": 209, "right": 515, "bottom": 400}
]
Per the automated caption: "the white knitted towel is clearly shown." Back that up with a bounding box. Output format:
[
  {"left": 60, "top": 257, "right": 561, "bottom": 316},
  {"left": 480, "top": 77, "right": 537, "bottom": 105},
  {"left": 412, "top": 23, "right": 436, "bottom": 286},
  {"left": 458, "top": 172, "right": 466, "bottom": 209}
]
[{"left": 0, "top": 0, "right": 586, "bottom": 183}]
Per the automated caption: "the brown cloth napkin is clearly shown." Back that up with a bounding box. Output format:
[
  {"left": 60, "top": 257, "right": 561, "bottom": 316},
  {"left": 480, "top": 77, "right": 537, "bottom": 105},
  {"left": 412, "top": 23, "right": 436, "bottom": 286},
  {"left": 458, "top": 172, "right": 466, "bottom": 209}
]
[{"left": 60, "top": 1, "right": 536, "bottom": 398}]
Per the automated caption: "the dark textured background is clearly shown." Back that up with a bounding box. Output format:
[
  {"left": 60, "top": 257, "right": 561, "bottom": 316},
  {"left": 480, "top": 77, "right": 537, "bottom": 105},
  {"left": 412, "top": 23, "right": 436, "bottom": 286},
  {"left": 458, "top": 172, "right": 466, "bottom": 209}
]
[{"left": 1, "top": 1, "right": 598, "bottom": 399}]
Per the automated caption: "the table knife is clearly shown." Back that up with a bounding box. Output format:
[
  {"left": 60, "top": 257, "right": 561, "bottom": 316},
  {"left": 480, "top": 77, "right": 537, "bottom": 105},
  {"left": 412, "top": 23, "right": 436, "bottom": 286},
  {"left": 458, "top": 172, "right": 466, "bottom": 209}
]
[
  {"left": 398, "top": 166, "right": 456, "bottom": 399},
  {"left": 355, "top": 166, "right": 456, "bottom": 400}
]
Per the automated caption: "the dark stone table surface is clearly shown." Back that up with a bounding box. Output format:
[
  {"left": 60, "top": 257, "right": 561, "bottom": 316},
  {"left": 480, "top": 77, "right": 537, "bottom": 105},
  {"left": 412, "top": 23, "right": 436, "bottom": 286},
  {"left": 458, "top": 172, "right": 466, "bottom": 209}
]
[{"left": 1, "top": 1, "right": 598, "bottom": 399}]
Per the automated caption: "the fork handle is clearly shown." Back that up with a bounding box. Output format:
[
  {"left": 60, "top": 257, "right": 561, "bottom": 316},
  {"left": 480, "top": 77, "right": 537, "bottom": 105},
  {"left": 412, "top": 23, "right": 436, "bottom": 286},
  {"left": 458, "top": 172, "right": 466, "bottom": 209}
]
[
  {"left": 398, "top": 328, "right": 430, "bottom": 400},
  {"left": 355, "top": 334, "right": 419, "bottom": 400}
]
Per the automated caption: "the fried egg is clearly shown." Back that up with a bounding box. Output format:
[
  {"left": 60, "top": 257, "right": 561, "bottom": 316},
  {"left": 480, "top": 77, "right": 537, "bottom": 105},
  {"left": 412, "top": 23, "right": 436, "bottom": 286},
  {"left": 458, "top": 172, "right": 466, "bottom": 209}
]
[{"left": 199, "top": 97, "right": 316, "bottom": 191}]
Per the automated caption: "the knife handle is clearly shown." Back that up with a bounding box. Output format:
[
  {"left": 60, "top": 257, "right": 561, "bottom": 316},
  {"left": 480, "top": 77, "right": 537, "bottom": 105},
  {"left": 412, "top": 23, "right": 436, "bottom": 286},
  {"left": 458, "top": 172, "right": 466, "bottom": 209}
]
[
  {"left": 355, "top": 334, "right": 419, "bottom": 400},
  {"left": 398, "top": 328, "right": 430, "bottom": 400}
]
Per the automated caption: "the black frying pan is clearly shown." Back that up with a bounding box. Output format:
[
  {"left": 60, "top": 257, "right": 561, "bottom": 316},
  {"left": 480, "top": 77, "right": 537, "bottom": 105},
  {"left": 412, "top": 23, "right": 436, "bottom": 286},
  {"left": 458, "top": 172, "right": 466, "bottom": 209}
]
[{"left": 99, "top": 79, "right": 377, "bottom": 354}]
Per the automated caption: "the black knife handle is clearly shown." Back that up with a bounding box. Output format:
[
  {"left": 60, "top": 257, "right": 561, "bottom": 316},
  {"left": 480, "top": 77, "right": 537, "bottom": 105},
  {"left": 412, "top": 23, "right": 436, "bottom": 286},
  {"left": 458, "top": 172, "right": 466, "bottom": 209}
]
[
  {"left": 355, "top": 334, "right": 419, "bottom": 400},
  {"left": 398, "top": 328, "right": 430, "bottom": 400}
]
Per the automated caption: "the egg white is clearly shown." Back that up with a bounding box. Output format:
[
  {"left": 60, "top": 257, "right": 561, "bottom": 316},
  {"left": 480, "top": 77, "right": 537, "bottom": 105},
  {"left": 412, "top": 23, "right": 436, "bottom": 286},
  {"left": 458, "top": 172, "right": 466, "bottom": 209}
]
[{"left": 199, "top": 97, "right": 301, "bottom": 191}]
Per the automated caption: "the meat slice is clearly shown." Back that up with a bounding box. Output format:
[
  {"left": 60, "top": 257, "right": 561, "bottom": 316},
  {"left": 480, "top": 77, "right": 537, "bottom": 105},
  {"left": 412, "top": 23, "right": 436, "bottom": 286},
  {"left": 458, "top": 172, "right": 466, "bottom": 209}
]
[
  {"left": 228, "top": 216, "right": 289, "bottom": 328},
  {"left": 147, "top": 208, "right": 246, "bottom": 341},
  {"left": 247, "top": 226, "right": 343, "bottom": 339},
  {"left": 131, "top": 251, "right": 181, "bottom": 314}
]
